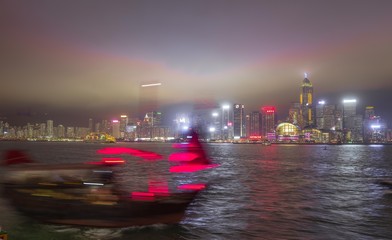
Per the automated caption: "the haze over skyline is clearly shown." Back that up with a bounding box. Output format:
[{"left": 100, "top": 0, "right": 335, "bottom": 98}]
[{"left": 1, "top": 0, "right": 392, "bottom": 126}]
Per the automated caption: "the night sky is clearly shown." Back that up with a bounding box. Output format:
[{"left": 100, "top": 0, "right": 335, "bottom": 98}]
[{"left": 1, "top": 0, "right": 392, "bottom": 126}]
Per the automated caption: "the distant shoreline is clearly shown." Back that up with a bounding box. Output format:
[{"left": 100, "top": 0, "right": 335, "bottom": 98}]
[{"left": 1, "top": 139, "right": 392, "bottom": 146}]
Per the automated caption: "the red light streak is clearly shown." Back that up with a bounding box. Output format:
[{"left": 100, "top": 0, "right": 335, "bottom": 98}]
[
  {"left": 131, "top": 191, "right": 155, "bottom": 201},
  {"left": 148, "top": 180, "right": 170, "bottom": 196},
  {"left": 177, "top": 183, "right": 206, "bottom": 191},
  {"left": 87, "top": 158, "right": 125, "bottom": 165},
  {"left": 168, "top": 152, "right": 199, "bottom": 161},
  {"left": 97, "top": 147, "right": 163, "bottom": 160},
  {"left": 102, "top": 158, "right": 125, "bottom": 164}
]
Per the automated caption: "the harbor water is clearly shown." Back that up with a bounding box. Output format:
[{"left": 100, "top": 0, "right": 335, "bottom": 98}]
[{"left": 1, "top": 142, "right": 392, "bottom": 239}]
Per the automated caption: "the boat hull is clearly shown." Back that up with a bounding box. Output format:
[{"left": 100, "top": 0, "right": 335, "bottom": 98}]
[{"left": 2, "top": 185, "right": 198, "bottom": 228}]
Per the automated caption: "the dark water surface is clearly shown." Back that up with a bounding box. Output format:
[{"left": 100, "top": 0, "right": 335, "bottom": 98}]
[{"left": 1, "top": 142, "right": 392, "bottom": 240}]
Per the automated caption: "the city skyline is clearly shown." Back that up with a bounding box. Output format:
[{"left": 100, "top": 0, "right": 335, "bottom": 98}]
[
  {"left": 0, "top": 75, "right": 390, "bottom": 127},
  {"left": 1, "top": 1, "right": 392, "bottom": 125}
]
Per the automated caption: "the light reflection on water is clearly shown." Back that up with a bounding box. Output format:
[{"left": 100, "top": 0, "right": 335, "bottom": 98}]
[{"left": 1, "top": 142, "right": 392, "bottom": 239}]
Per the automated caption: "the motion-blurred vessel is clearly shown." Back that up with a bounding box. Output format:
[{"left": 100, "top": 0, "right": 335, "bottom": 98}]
[{"left": 0, "top": 131, "right": 217, "bottom": 228}]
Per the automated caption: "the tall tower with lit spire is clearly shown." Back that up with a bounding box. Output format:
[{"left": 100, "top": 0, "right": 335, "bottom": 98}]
[{"left": 299, "top": 73, "right": 314, "bottom": 128}]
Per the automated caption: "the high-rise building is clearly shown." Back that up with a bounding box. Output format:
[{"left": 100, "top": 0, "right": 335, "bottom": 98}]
[
  {"left": 95, "top": 122, "right": 101, "bottom": 133},
  {"left": 342, "top": 99, "right": 357, "bottom": 130},
  {"left": 88, "top": 118, "right": 93, "bottom": 133},
  {"left": 120, "top": 115, "right": 128, "bottom": 132},
  {"left": 316, "top": 101, "right": 325, "bottom": 130},
  {"left": 211, "top": 111, "right": 221, "bottom": 140},
  {"left": 363, "top": 106, "right": 387, "bottom": 143},
  {"left": 364, "top": 106, "right": 375, "bottom": 119},
  {"left": 221, "top": 105, "right": 231, "bottom": 140},
  {"left": 66, "top": 127, "right": 75, "bottom": 138},
  {"left": 261, "top": 106, "right": 276, "bottom": 138},
  {"left": 248, "top": 111, "right": 262, "bottom": 137},
  {"left": 288, "top": 102, "right": 301, "bottom": 125},
  {"left": 39, "top": 123, "right": 46, "bottom": 138},
  {"left": 299, "top": 73, "right": 314, "bottom": 128},
  {"left": 342, "top": 99, "right": 363, "bottom": 142},
  {"left": 233, "top": 104, "right": 245, "bottom": 138},
  {"left": 138, "top": 111, "right": 164, "bottom": 139},
  {"left": 46, "top": 120, "right": 53, "bottom": 138},
  {"left": 112, "top": 120, "right": 121, "bottom": 139},
  {"left": 57, "top": 125, "right": 65, "bottom": 138}
]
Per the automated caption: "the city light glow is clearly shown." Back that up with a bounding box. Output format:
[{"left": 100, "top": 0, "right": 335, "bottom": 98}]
[
  {"left": 262, "top": 106, "right": 276, "bottom": 113},
  {"left": 318, "top": 100, "right": 325, "bottom": 105},
  {"left": 343, "top": 99, "right": 357, "bottom": 103},
  {"left": 141, "top": 83, "right": 162, "bottom": 87}
]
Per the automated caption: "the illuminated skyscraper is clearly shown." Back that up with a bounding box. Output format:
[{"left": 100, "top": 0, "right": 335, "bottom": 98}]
[
  {"left": 46, "top": 120, "right": 53, "bottom": 138},
  {"left": 221, "top": 105, "right": 231, "bottom": 140},
  {"left": 299, "top": 73, "right": 314, "bottom": 128},
  {"left": 248, "top": 111, "right": 262, "bottom": 137},
  {"left": 288, "top": 102, "right": 301, "bottom": 125},
  {"left": 112, "top": 120, "right": 120, "bottom": 139},
  {"left": 342, "top": 99, "right": 357, "bottom": 130},
  {"left": 88, "top": 118, "right": 93, "bottom": 133},
  {"left": 233, "top": 104, "right": 245, "bottom": 138},
  {"left": 364, "top": 106, "right": 375, "bottom": 119},
  {"left": 261, "top": 106, "right": 276, "bottom": 138},
  {"left": 363, "top": 106, "right": 386, "bottom": 143},
  {"left": 316, "top": 101, "right": 325, "bottom": 129},
  {"left": 316, "top": 101, "right": 343, "bottom": 132},
  {"left": 342, "top": 99, "right": 363, "bottom": 142},
  {"left": 120, "top": 115, "right": 128, "bottom": 131},
  {"left": 57, "top": 125, "right": 65, "bottom": 138}
]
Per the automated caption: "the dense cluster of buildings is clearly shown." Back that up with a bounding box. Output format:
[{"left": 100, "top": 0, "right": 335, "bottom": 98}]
[{"left": 1, "top": 75, "right": 391, "bottom": 143}]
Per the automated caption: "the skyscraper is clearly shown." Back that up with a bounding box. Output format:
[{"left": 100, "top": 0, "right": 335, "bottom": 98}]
[
  {"left": 88, "top": 118, "right": 93, "bottom": 133},
  {"left": 342, "top": 99, "right": 363, "bottom": 142},
  {"left": 315, "top": 100, "right": 338, "bottom": 131},
  {"left": 299, "top": 73, "right": 314, "bottom": 128},
  {"left": 364, "top": 106, "right": 375, "bottom": 119},
  {"left": 221, "top": 105, "right": 231, "bottom": 140},
  {"left": 261, "top": 106, "right": 276, "bottom": 138},
  {"left": 112, "top": 120, "right": 120, "bottom": 139},
  {"left": 342, "top": 99, "right": 357, "bottom": 130},
  {"left": 46, "top": 120, "right": 53, "bottom": 138},
  {"left": 233, "top": 104, "right": 245, "bottom": 138},
  {"left": 288, "top": 102, "right": 301, "bottom": 125},
  {"left": 248, "top": 111, "right": 262, "bottom": 137},
  {"left": 363, "top": 106, "right": 386, "bottom": 143}
]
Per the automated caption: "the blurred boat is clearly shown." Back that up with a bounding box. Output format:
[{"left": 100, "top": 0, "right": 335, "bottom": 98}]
[{"left": 0, "top": 131, "right": 217, "bottom": 228}]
